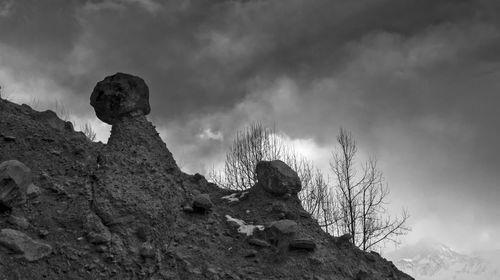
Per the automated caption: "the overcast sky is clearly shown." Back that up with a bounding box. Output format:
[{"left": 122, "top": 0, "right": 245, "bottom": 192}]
[{"left": 1, "top": 0, "right": 499, "bottom": 253}]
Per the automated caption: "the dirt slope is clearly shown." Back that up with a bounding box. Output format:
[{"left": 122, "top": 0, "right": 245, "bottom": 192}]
[{"left": 0, "top": 95, "right": 413, "bottom": 280}]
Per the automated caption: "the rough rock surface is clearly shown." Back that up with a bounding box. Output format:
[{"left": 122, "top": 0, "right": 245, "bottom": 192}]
[
  {"left": 269, "top": 219, "right": 299, "bottom": 235},
  {"left": 0, "top": 160, "right": 32, "bottom": 209},
  {"left": 193, "top": 193, "right": 213, "bottom": 211},
  {"left": 289, "top": 238, "right": 316, "bottom": 251},
  {"left": 256, "top": 160, "right": 302, "bottom": 196},
  {"left": 90, "top": 72, "right": 150, "bottom": 125},
  {"left": 0, "top": 228, "right": 52, "bottom": 261},
  {"left": 0, "top": 75, "right": 413, "bottom": 280}
]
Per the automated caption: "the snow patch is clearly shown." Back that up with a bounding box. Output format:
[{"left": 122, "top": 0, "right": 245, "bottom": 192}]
[
  {"left": 225, "top": 215, "right": 264, "bottom": 236},
  {"left": 221, "top": 191, "right": 248, "bottom": 203}
]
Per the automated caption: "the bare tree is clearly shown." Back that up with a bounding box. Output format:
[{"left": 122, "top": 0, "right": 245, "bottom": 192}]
[
  {"left": 209, "top": 123, "right": 285, "bottom": 190},
  {"left": 330, "top": 128, "right": 409, "bottom": 251},
  {"left": 209, "top": 122, "right": 339, "bottom": 233}
]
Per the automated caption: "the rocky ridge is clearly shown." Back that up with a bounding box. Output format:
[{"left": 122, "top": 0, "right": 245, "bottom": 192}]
[{"left": 0, "top": 73, "right": 413, "bottom": 279}]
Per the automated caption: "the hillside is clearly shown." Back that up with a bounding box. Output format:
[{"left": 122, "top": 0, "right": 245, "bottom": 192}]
[{"left": 0, "top": 73, "right": 413, "bottom": 280}]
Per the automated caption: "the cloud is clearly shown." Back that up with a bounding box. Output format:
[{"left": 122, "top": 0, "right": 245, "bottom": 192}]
[{"left": 0, "top": 0, "right": 13, "bottom": 17}]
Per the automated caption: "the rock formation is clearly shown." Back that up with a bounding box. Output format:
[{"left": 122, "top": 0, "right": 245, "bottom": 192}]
[
  {"left": 0, "top": 74, "right": 414, "bottom": 279},
  {"left": 90, "top": 72, "right": 150, "bottom": 125}
]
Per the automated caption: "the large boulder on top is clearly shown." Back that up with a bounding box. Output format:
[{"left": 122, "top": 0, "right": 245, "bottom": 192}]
[
  {"left": 255, "top": 160, "right": 301, "bottom": 196},
  {"left": 90, "top": 72, "right": 150, "bottom": 125},
  {"left": 0, "top": 160, "right": 32, "bottom": 210}
]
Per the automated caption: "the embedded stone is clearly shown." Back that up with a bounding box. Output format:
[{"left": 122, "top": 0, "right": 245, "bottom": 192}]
[
  {"left": 289, "top": 238, "right": 316, "bottom": 251},
  {"left": 0, "top": 160, "right": 32, "bottom": 209},
  {"left": 84, "top": 213, "right": 111, "bottom": 244},
  {"left": 192, "top": 193, "right": 213, "bottom": 212},
  {"left": 248, "top": 238, "right": 270, "bottom": 247},
  {"left": 269, "top": 219, "right": 298, "bottom": 235},
  {"left": 0, "top": 228, "right": 52, "bottom": 261}
]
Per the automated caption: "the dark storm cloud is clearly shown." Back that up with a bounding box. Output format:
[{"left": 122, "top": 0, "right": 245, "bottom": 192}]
[
  {"left": 4, "top": 0, "right": 497, "bottom": 118},
  {"left": 2, "top": 0, "right": 500, "bottom": 251}
]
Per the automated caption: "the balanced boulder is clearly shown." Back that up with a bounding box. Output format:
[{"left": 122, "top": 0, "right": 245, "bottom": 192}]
[
  {"left": 256, "top": 160, "right": 301, "bottom": 196},
  {"left": 0, "top": 160, "right": 32, "bottom": 209},
  {"left": 0, "top": 228, "right": 52, "bottom": 261},
  {"left": 90, "top": 72, "right": 150, "bottom": 125}
]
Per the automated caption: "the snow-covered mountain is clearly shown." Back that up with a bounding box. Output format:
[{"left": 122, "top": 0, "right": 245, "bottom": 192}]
[{"left": 385, "top": 239, "right": 500, "bottom": 280}]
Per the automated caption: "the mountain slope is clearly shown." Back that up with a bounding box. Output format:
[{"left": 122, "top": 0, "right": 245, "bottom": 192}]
[
  {"left": 0, "top": 78, "right": 412, "bottom": 280},
  {"left": 386, "top": 239, "right": 500, "bottom": 280}
]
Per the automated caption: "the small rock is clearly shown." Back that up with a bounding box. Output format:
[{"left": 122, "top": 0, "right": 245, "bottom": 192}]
[
  {"left": 308, "top": 256, "right": 323, "bottom": 265},
  {"left": 270, "top": 201, "right": 287, "bottom": 213},
  {"left": 255, "top": 160, "right": 302, "bottom": 196},
  {"left": 136, "top": 226, "right": 151, "bottom": 242},
  {"left": 289, "top": 238, "right": 316, "bottom": 251},
  {"left": 0, "top": 160, "right": 32, "bottom": 209},
  {"left": 192, "top": 193, "right": 213, "bottom": 212},
  {"left": 284, "top": 211, "right": 298, "bottom": 220},
  {"left": 248, "top": 238, "right": 270, "bottom": 247},
  {"left": 365, "top": 252, "right": 377, "bottom": 262},
  {"left": 33, "top": 110, "right": 72, "bottom": 131},
  {"left": 355, "top": 270, "right": 370, "bottom": 280},
  {"left": 182, "top": 204, "right": 194, "bottom": 213},
  {"left": 96, "top": 245, "right": 107, "bottom": 253},
  {"left": 298, "top": 209, "right": 311, "bottom": 218},
  {"left": 244, "top": 249, "right": 258, "bottom": 258},
  {"left": 0, "top": 228, "right": 52, "bottom": 261},
  {"left": 3, "top": 136, "right": 16, "bottom": 142},
  {"left": 338, "top": 233, "right": 352, "bottom": 244},
  {"left": 7, "top": 215, "right": 30, "bottom": 229},
  {"left": 84, "top": 213, "right": 111, "bottom": 244},
  {"left": 139, "top": 242, "right": 155, "bottom": 258},
  {"left": 38, "top": 229, "right": 49, "bottom": 238},
  {"left": 26, "top": 184, "right": 41, "bottom": 199},
  {"left": 269, "top": 219, "right": 298, "bottom": 235}
]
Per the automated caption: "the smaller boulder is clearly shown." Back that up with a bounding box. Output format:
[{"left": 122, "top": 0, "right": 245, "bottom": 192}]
[
  {"left": 289, "top": 238, "right": 316, "bottom": 251},
  {"left": 248, "top": 238, "right": 270, "bottom": 247},
  {"left": 0, "top": 228, "right": 52, "bottom": 261},
  {"left": 244, "top": 249, "right": 258, "bottom": 258},
  {"left": 0, "top": 160, "right": 32, "bottom": 209},
  {"left": 84, "top": 213, "right": 111, "bottom": 244},
  {"left": 7, "top": 215, "right": 30, "bottom": 230},
  {"left": 269, "top": 219, "right": 298, "bottom": 235},
  {"left": 182, "top": 204, "right": 194, "bottom": 213},
  {"left": 338, "top": 233, "right": 352, "bottom": 243},
  {"left": 3, "top": 136, "right": 16, "bottom": 142},
  {"left": 256, "top": 160, "right": 301, "bottom": 196},
  {"left": 26, "top": 184, "right": 41, "bottom": 199},
  {"left": 192, "top": 193, "right": 213, "bottom": 212},
  {"left": 139, "top": 242, "right": 155, "bottom": 259}
]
